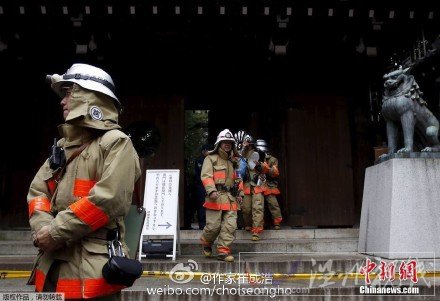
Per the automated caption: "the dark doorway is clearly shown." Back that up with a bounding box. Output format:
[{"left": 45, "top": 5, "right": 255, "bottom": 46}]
[{"left": 284, "top": 96, "right": 355, "bottom": 227}]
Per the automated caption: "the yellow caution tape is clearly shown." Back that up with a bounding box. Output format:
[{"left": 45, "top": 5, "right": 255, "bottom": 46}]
[{"left": 0, "top": 271, "right": 31, "bottom": 278}]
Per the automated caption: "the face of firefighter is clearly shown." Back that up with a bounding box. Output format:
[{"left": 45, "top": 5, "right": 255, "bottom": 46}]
[
  {"left": 243, "top": 140, "right": 254, "bottom": 151},
  {"left": 59, "top": 86, "right": 73, "bottom": 120},
  {"left": 220, "top": 141, "right": 233, "bottom": 153}
]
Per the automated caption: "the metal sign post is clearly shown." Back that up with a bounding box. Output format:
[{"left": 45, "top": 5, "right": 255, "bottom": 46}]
[{"left": 138, "top": 169, "right": 180, "bottom": 261}]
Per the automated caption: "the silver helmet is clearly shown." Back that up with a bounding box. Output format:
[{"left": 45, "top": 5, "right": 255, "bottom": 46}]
[
  {"left": 256, "top": 139, "right": 269, "bottom": 152},
  {"left": 47, "top": 63, "right": 121, "bottom": 110},
  {"left": 234, "top": 130, "right": 246, "bottom": 151},
  {"left": 244, "top": 134, "right": 255, "bottom": 145}
]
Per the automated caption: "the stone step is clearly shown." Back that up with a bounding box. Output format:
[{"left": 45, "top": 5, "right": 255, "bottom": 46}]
[
  {"left": 179, "top": 228, "right": 359, "bottom": 240},
  {"left": 0, "top": 230, "right": 32, "bottom": 241},
  {"left": 0, "top": 228, "right": 359, "bottom": 241},
  {"left": 2, "top": 229, "right": 435, "bottom": 301},
  {"left": 2, "top": 254, "right": 437, "bottom": 300},
  {"left": 0, "top": 276, "right": 437, "bottom": 301},
  {"left": 0, "top": 229, "right": 359, "bottom": 256},
  {"left": 0, "top": 241, "right": 37, "bottom": 256},
  {"left": 0, "top": 253, "right": 369, "bottom": 273},
  {"left": 180, "top": 238, "right": 359, "bottom": 254},
  {"left": 0, "top": 237, "right": 358, "bottom": 256},
  {"left": 3, "top": 253, "right": 438, "bottom": 274}
]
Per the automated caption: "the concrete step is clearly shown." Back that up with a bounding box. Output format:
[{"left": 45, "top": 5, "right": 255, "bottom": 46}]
[
  {"left": 179, "top": 228, "right": 359, "bottom": 240},
  {"left": 0, "top": 253, "right": 368, "bottom": 272},
  {"left": 0, "top": 241, "right": 37, "bottom": 256},
  {"left": 0, "top": 276, "right": 437, "bottom": 301},
  {"left": 0, "top": 228, "right": 359, "bottom": 241},
  {"left": 2, "top": 253, "right": 439, "bottom": 274},
  {"left": 1, "top": 254, "right": 437, "bottom": 300},
  {"left": 0, "top": 229, "right": 359, "bottom": 256},
  {"left": 125, "top": 278, "right": 438, "bottom": 301},
  {"left": 3, "top": 229, "right": 435, "bottom": 300},
  {"left": 0, "top": 237, "right": 358, "bottom": 256},
  {"left": 181, "top": 238, "right": 358, "bottom": 254},
  {"left": 0, "top": 230, "right": 32, "bottom": 241}
]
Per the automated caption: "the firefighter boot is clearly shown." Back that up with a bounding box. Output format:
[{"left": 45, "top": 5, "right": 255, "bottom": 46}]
[
  {"left": 203, "top": 246, "right": 212, "bottom": 257},
  {"left": 218, "top": 253, "right": 234, "bottom": 262}
]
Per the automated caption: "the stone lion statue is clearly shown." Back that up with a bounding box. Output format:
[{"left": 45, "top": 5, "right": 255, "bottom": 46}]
[{"left": 381, "top": 67, "right": 440, "bottom": 154}]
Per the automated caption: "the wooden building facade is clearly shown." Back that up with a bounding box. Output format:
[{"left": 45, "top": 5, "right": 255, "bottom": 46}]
[{"left": 0, "top": 0, "right": 438, "bottom": 228}]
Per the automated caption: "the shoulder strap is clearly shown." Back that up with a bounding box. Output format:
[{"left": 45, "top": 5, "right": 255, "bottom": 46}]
[{"left": 55, "top": 142, "right": 90, "bottom": 183}]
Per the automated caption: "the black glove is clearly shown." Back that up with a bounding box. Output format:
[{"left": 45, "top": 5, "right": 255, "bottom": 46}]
[
  {"left": 230, "top": 186, "right": 238, "bottom": 197},
  {"left": 255, "top": 163, "right": 262, "bottom": 172},
  {"left": 253, "top": 174, "right": 259, "bottom": 183}
]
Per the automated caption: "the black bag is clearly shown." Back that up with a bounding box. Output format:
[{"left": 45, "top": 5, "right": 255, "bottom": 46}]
[
  {"left": 102, "top": 236, "right": 143, "bottom": 287},
  {"left": 142, "top": 239, "right": 174, "bottom": 254}
]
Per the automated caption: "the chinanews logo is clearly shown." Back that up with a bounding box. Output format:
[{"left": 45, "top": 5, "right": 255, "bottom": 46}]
[
  {"left": 360, "top": 286, "right": 420, "bottom": 295},
  {"left": 359, "top": 258, "right": 421, "bottom": 296}
]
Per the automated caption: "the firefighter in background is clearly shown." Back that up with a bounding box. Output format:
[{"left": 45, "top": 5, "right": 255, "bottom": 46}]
[
  {"left": 241, "top": 134, "right": 265, "bottom": 241},
  {"left": 256, "top": 139, "right": 282, "bottom": 230},
  {"left": 200, "top": 129, "right": 243, "bottom": 262},
  {"left": 27, "top": 64, "right": 140, "bottom": 300}
]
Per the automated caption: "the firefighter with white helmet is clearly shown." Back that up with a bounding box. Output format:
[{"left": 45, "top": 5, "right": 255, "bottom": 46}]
[
  {"left": 27, "top": 63, "right": 140, "bottom": 299},
  {"left": 200, "top": 129, "right": 243, "bottom": 262},
  {"left": 256, "top": 139, "right": 282, "bottom": 230},
  {"left": 241, "top": 134, "right": 265, "bottom": 241}
]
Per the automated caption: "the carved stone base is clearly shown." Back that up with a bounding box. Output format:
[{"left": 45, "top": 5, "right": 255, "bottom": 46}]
[
  {"left": 358, "top": 157, "right": 440, "bottom": 259},
  {"left": 375, "top": 151, "right": 440, "bottom": 164}
]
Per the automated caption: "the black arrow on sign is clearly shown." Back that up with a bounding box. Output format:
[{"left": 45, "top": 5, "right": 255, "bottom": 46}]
[{"left": 158, "top": 222, "right": 172, "bottom": 229}]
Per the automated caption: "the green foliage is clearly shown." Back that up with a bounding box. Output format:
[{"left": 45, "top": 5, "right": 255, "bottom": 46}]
[{"left": 184, "top": 110, "right": 209, "bottom": 187}]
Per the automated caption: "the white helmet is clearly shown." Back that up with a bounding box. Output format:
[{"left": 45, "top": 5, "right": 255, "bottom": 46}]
[
  {"left": 214, "top": 129, "right": 235, "bottom": 145},
  {"left": 256, "top": 139, "right": 269, "bottom": 152},
  {"left": 208, "top": 129, "right": 238, "bottom": 155},
  {"left": 47, "top": 63, "right": 121, "bottom": 110}
]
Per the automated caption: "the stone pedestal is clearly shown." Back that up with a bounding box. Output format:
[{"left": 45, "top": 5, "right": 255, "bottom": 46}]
[{"left": 358, "top": 157, "right": 440, "bottom": 259}]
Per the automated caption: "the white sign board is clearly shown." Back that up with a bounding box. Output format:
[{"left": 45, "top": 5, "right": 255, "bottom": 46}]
[{"left": 139, "top": 169, "right": 180, "bottom": 260}]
